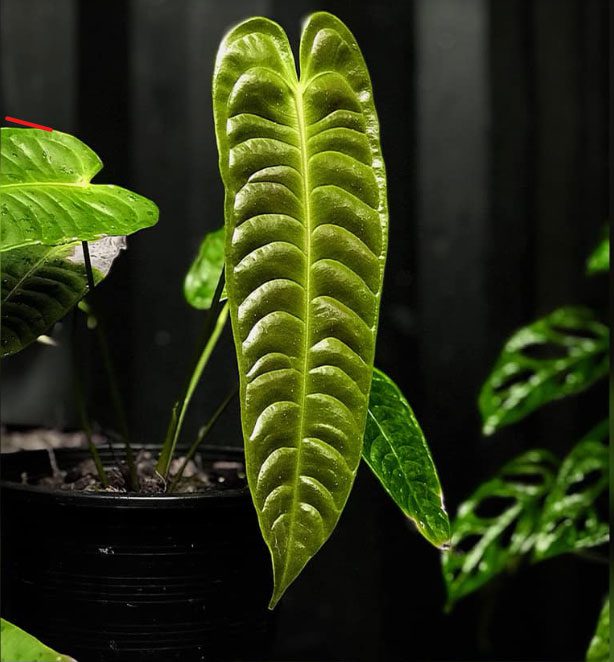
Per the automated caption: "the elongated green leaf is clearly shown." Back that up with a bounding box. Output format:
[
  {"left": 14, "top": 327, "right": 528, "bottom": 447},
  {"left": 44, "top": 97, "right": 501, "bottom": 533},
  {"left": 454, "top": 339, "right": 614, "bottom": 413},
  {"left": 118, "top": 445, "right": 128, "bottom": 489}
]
[
  {"left": 480, "top": 307, "right": 609, "bottom": 435},
  {"left": 0, "top": 128, "right": 158, "bottom": 251},
  {"left": 587, "top": 235, "right": 609, "bottom": 275},
  {"left": 214, "top": 12, "right": 388, "bottom": 607},
  {"left": 1, "top": 618, "right": 76, "bottom": 661},
  {"left": 586, "top": 597, "right": 609, "bottom": 661},
  {"left": 534, "top": 421, "right": 609, "bottom": 561},
  {"left": 442, "top": 450, "right": 558, "bottom": 608},
  {"left": 1, "top": 237, "right": 124, "bottom": 357},
  {"left": 363, "top": 368, "right": 449, "bottom": 547},
  {"left": 184, "top": 227, "right": 226, "bottom": 309}
]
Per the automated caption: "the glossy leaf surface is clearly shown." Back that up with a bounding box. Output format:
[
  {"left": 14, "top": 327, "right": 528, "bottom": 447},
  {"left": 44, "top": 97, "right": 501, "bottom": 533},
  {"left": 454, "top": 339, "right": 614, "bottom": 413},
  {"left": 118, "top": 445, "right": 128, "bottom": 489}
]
[
  {"left": 534, "top": 421, "right": 609, "bottom": 561},
  {"left": 480, "top": 307, "right": 609, "bottom": 435},
  {"left": 587, "top": 235, "right": 609, "bottom": 275},
  {"left": 442, "top": 450, "right": 557, "bottom": 608},
  {"left": 214, "top": 12, "right": 388, "bottom": 607},
  {"left": 586, "top": 597, "right": 609, "bottom": 661},
  {"left": 363, "top": 368, "right": 449, "bottom": 547},
  {"left": 184, "top": 227, "right": 226, "bottom": 309},
  {"left": 0, "top": 128, "right": 158, "bottom": 252},
  {"left": 0, "top": 618, "right": 76, "bottom": 661},
  {"left": 1, "top": 237, "right": 125, "bottom": 357}
]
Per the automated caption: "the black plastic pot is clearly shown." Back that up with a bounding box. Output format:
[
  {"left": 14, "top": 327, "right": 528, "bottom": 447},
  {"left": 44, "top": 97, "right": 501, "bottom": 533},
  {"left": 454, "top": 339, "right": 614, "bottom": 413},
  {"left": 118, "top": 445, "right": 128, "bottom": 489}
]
[{"left": 1, "top": 447, "right": 274, "bottom": 662}]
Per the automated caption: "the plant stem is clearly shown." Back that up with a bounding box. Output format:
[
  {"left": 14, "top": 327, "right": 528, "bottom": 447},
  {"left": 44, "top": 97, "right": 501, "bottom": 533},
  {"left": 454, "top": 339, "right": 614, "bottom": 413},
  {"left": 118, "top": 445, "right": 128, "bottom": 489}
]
[
  {"left": 71, "top": 311, "right": 108, "bottom": 487},
  {"left": 81, "top": 242, "right": 138, "bottom": 491},
  {"left": 168, "top": 386, "right": 238, "bottom": 491},
  {"left": 156, "top": 272, "right": 229, "bottom": 478}
]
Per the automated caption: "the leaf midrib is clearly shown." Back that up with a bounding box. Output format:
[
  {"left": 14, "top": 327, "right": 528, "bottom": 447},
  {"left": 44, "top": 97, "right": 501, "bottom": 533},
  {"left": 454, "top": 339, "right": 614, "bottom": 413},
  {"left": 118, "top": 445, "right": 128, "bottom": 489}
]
[{"left": 0, "top": 181, "right": 90, "bottom": 190}]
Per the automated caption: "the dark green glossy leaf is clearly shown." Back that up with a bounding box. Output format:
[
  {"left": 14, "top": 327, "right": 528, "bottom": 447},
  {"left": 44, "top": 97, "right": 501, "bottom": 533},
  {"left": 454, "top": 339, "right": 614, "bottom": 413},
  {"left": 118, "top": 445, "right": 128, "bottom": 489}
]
[
  {"left": 586, "top": 597, "right": 609, "bottom": 661},
  {"left": 363, "top": 368, "right": 449, "bottom": 547},
  {"left": 0, "top": 128, "right": 158, "bottom": 251},
  {"left": 1, "top": 237, "right": 124, "bottom": 357},
  {"left": 587, "top": 235, "right": 609, "bottom": 275},
  {"left": 184, "top": 227, "right": 226, "bottom": 309},
  {"left": 0, "top": 618, "right": 76, "bottom": 661},
  {"left": 442, "top": 450, "right": 558, "bottom": 609},
  {"left": 534, "top": 421, "right": 609, "bottom": 561},
  {"left": 214, "top": 12, "right": 388, "bottom": 607},
  {"left": 480, "top": 307, "right": 609, "bottom": 435}
]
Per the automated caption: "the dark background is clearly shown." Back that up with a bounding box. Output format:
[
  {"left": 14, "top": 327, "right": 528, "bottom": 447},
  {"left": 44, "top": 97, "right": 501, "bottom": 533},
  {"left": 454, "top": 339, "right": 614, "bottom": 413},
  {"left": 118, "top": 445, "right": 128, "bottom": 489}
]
[{"left": 1, "top": 0, "right": 609, "bottom": 660}]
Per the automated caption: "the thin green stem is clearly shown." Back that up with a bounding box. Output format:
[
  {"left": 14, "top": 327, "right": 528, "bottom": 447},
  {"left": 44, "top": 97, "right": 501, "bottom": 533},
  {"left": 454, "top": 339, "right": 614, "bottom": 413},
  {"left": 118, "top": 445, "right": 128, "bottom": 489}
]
[
  {"left": 80, "top": 242, "right": 138, "bottom": 490},
  {"left": 71, "top": 312, "right": 108, "bottom": 487},
  {"left": 157, "top": 269, "right": 228, "bottom": 477},
  {"left": 168, "top": 386, "right": 238, "bottom": 491}
]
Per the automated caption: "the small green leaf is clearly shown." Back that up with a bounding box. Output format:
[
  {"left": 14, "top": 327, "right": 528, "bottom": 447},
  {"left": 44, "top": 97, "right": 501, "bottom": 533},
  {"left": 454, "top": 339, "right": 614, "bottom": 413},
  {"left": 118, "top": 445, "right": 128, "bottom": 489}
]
[
  {"left": 0, "top": 618, "right": 76, "bottom": 661},
  {"left": 442, "top": 450, "right": 558, "bottom": 609},
  {"left": 363, "top": 368, "right": 449, "bottom": 547},
  {"left": 184, "top": 227, "right": 226, "bottom": 309},
  {"left": 534, "top": 421, "right": 609, "bottom": 561},
  {"left": 480, "top": 307, "right": 609, "bottom": 435},
  {"left": 586, "top": 597, "right": 609, "bottom": 661},
  {"left": 587, "top": 234, "right": 609, "bottom": 275},
  {"left": 1, "top": 237, "right": 124, "bottom": 357},
  {"left": 0, "top": 128, "right": 158, "bottom": 252}
]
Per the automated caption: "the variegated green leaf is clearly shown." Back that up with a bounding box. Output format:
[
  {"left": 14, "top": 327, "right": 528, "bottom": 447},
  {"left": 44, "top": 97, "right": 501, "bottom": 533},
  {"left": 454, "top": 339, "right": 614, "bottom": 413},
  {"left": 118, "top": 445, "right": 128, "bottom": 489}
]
[
  {"left": 442, "top": 450, "right": 558, "bottom": 608},
  {"left": 1, "top": 618, "right": 76, "bottom": 661},
  {"left": 534, "top": 421, "right": 609, "bottom": 561},
  {"left": 480, "top": 307, "right": 609, "bottom": 435},
  {"left": 184, "top": 227, "right": 226, "bottom": 309},
  {"left": 1, "top": 237, "right": 124, "bottom": 357},
  {"left": 363, "top": 368, "right": 449, "bottom": 547},
  {"left": 586, "top": 597, "right": 609, "bottom": 661},
  {"left": 0, "top": 128, "right": 158, "bottom": 252},
  {"left": 214, "top": 12, "right": 388, "bottom": 607}
]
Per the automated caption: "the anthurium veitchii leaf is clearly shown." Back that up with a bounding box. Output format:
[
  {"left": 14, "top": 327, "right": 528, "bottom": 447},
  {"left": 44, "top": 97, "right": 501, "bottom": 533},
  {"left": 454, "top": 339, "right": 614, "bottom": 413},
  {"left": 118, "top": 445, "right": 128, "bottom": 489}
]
[
  {"left": 184, "top": 227, "right": 227, "bottom": 309},
  {"left": 0, "top": 618, "right": 76, "bottom": 661},
  {"left": 1, "top": 237, "right": 125, "bottom": 357},
  {"left": 0, "top": 128, "right": 158, "bottom": 252},
  {"left": 442, "top": 450, "right": 558, "bottom": 609},
  {"left": 533, "top": 421, "right": 609, "bottom": 561},
  {"left": 479, "top": 307, "right": 609, "bottom": 435},
  {"left": 586, "top": 234, "right": 609, "bottom": 275},
  {"left": 363, "top": 368, "right": 449, "bottom": 547},
  {"left": 586, "top": 597, "right": 609, "bottom": 661},
  {"left": 213, "top": 12, "right": 388, "bottom": 607}
]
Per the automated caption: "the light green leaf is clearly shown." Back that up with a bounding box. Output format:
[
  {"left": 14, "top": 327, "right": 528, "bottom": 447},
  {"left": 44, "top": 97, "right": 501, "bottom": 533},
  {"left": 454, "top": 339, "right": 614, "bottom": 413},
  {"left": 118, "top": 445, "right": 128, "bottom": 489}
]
[
  {"left": 534, "top": 421, "right": 609, "bottom": 561},
  {"left": 586, "top": 597, "right": 609, "bottom": 661},
  {"left": 442, "top": 450, "right": 558, "bottom": 609},
  {"left": 214, "top": 12, "right": 388, "bottom": 607},
  {"left": 587, "top": 235, "right": 609, "bottom": 275},
  {"left": 363, "top": 368, "right": 449, "bottom": 547},
  {"left": 0, "top": 128, "right": 158, "bottom": 252},
  {"left": 184, "top": 227, "right": 226, "bottom": 309},
  {"left": 1, "top": 237, "right": 124, "bottom": 357},
  {"left": 480, "top": 307, "right": 609, "bottom": 435},
  {"left": 0, "top": 618, "right": 76, "bottom": 661}
]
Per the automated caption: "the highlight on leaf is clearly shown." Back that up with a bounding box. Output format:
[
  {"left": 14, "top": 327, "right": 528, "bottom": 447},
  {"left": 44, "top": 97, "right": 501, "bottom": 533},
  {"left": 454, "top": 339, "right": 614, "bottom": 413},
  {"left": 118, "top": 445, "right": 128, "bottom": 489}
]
[
  {"left": 0, "top": 128, "right": 158, "bottom": 252},
  {"left": 586, "top": 596, "right": 609, "bottom": 662},
  {"left": 533, "top": 421, "right": 609, "bottom": 561},
  {"left": 442, "top": 450, "right": 558, "bottom": 609},
  {"left": 213, "top": 12, "right": 388, "bottom": 607},
  {"left": 184, "top": 227, "right": 227, "bottom": 309},
  {"left": 586, "top": 233, "right": 609, "bottom": 275},
  {"left": 479, "top": 307, "right": 609, "bottom": 436},
  {"left": 0, "top": 618, "right": 76, "bottom": 662},
  {"left": 1, "top": 237, "right": 125, "bottom": 357},
  {"left": 363, "top": 368, "right": 449, "bottom": 548}
]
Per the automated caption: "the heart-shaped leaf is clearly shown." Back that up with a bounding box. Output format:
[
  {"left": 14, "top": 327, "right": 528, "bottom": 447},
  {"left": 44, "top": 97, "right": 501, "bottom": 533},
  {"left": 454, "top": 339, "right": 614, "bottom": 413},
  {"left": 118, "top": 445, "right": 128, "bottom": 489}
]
[
  {"left": 587, "top": 234, "right": 609, "bottom": 275},
  {"left": 442, "top": 450, "right": 558, "bottom": 609},
  {"left": 214, "top": 12, "right": 388, "bottom": 607},
  {"left": 480, "top": 307, "right": 609, "bottom": 435},
  {"left": 586, "top": 596, "right": 609, "bottom": 662},
  {"left": 1, "top": 237, "right": 124, "bottom": 357},
  {"left": 1, "top": 618, "right": 76, "bottom": 661},
  {"left": 0, "top": 128, "right": 158, "bottom": 252},
  {"left": 184, "top": 227, "right": 226, "bottom": 309},
  {"left": 534, "top": 421, "right": 609, "bottom": 561},
  {"left": 363, "top": 368, "right": 449, "bottom": 547}
]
